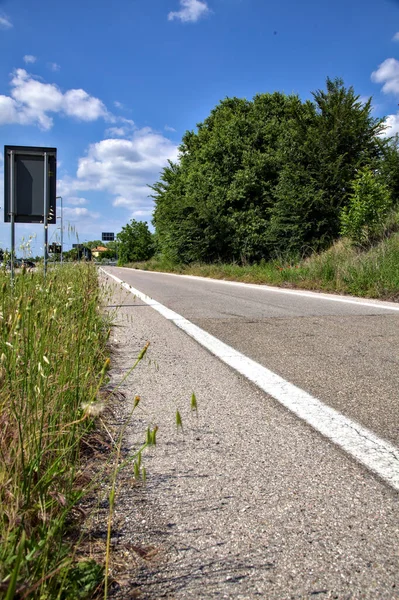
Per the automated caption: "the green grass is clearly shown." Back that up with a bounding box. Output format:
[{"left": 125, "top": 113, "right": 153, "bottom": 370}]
[
  {"left": 126, "top": 233, "right": 399, "bottom": 301},
  {"left": 0, "top": 263, "right": 111, "bottom": 599}
]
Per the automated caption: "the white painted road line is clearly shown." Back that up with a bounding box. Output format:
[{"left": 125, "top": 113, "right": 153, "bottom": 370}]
[
  {"left": 102, "top": 269, "right": 399, "bottom": 492},
  {"left": 131, "top": 267, "right": 399, "bottom": 312}
]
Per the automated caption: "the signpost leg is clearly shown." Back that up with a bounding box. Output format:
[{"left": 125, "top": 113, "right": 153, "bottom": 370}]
[
  {"left": 10, "top": 214, "right": 15, "bottom": 283},
  {"left": 60, "top": 196, "right": 63, "bottom": 264},
  {"left": 43, "top": 152, "right": 48, "bottom": 277},
  {"left": 9, "top": 150, "right": 15, "bottom": 284}
]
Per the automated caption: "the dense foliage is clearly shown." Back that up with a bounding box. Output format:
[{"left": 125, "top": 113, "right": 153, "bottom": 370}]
[
  {"left": 340, "top": 168, "right": 392, "bottom": 245},
  {"left": 116, "top": 219, "right": 154, "bottom": 264},
  {"left": 150, "top": 78, "right": 398, "bottom": 263}
]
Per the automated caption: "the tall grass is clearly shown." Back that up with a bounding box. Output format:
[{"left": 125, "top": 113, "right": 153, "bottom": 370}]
[
  {"left": 0, "top": 263, "right": 110, "bottom": 599},
  {"left": 128, "top": 232, "right": 399, "bottom": 300}
]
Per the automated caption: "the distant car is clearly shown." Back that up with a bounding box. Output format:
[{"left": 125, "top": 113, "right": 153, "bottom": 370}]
[
  {"left": 22, "top": 260, "right": 35, "bottom": 268},
  {"left": 4, "top": 259, "right": 34, "bottom": 270},
  {"left": 5, "top": 259, "right": 22, "bottom": 270}
]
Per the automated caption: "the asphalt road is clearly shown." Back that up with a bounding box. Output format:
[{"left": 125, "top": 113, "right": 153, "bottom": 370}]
[
  {"left": 105, "top": 267, "right": 399, "bottom": 446},
  {"left": 101, "top": 268, "right": 399, "bottom": 599}
]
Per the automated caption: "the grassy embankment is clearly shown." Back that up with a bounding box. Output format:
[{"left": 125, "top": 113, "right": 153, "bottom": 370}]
[
  {"left": 0, "top": 263, "right": 112, "bottom": 599},
  {"left": 127, "top": 232, "right": 399, "bottom": 301}
]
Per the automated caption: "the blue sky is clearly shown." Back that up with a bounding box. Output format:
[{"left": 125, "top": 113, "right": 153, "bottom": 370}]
[{"left": 1, "top": 0, "right": 399, "bottom": 255}]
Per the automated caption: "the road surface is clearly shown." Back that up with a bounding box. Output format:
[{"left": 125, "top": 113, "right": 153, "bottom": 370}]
[{"left": 102, "top": 268, "right": 399, "bottom": 599}]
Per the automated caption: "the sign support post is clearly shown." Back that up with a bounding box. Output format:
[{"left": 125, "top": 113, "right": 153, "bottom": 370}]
[
  {"left": 60, "top": 196, "right": 63, "bottom": 264},
  {"left": 43, "top": 152, "right": 48, "bottom": 277},
  {"left": 9, "top": 149, "right": 15, "bottom": 283},
  {"left": 56, "top": 196, "right": 63, "bottom": 264}
]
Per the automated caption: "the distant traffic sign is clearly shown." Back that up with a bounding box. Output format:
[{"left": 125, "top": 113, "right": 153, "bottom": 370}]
[{"left": 102, "top": 232, "right": 115, "bottom": 241}]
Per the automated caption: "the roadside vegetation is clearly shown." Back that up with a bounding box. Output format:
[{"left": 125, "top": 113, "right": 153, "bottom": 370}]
[
  {"left": 0, "top": 263, "right": 111, "bottom": 599},
  {"left": 128, "top": 224, "right": 399, "bottom": 300},
  {"left": 115, "top": 77, "right": 399, "bottom": 300}
]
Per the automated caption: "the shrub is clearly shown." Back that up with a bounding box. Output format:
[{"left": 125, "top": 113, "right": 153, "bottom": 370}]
[{"left": 340, "top": 168, "right": 391, "bottom": 245}]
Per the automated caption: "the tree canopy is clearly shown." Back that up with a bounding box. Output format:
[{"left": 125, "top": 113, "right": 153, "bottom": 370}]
[
  {"left": 150, "top": 78, "right": 395, "bottom": 263},
  {"left": 116, "top": 219, "right": 154, "bottom": 264}
]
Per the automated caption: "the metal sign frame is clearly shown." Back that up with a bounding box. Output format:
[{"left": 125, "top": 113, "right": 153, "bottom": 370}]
[
  {"left": 4, "top": 146, "right": 57, "bottom": 224},
  {"left": 4, "top": 145, "right": 57, "bottom": 278}
]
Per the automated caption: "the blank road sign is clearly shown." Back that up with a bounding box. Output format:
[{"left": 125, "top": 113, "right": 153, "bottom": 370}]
[{"left": 4, "top": 146, "right": 57, "bottom": 224}]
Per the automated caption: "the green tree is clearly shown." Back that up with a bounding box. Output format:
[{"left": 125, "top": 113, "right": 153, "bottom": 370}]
[
  {"left": 378, "top": 134, "right": 399, "bottom": 206},
  {"left": 62, "top": 249, "right": 78, "bottom": 261},
  {"left": 116, "top": 220, "right": 154, "bottom": 264},
  {"left": 151, "top": 78, "right": 389, "bottom": 264},
  {"left": 152, "top": 93, "right": 306, "bottom": 263},
  {"left": 340, "top": 168, "right": 392, "bottom": 245},
  {"left": 84, "top": 240, "right": 104, "bottom": 249},
  {"left": 270, "top": 78, "right": 386, "bottom": 254}
]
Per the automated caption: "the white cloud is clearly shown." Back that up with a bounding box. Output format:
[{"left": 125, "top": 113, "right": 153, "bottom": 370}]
[
  {"left": 23, "top": 55, "right": 37, "bottom": 64},
  {"left": 65, "top": 197, "right": 89, "bottom": 206},
  {"left": 106, "top": 126, "right": 127, "bottom": 137},
  {"left": 58, "top": 128, "right": 179, "bottom": 215},
  {"left": 63, "top": 207, "right": 100, "bottom": 221},
  {"left": 0, "top": 95, "right": 19, "bottom": 123},
  {"left": 47, "top": 62, "right": 60, "bottom": 72},
  {"left": 114, "top": 100, "right": 124, "bottom": 109},
  {"left": 168, "top": 0, "right": 210, "bottom": 23},
  {"left": 165, "top": 124, "right": 177, "bottom": 132},
  {"left": 0, "top": 68, "right": 108, "bottom": 129},
  {"left": 132, "top": 209, "right": 153, "bottom": 217},
  {"left": 380, "top": 113, "right": 399, "bottom": 137},
  {"left": 371, "top": 58, "right": 399, "bottom": 95},
  {"left": 393, "top": 32, "right": 399, "bottom": 42},
  {"left": 371, "top": 58, "right": 399, "bottom": 137},
  {"left": 0, "top": 15, "right": 12, "bottom": 29},
  {"left": 120, "top": 116, "right": 135, "bottom": 126},
  {"left": 63, "top": 88, "right": 106, "bottom": 120}
]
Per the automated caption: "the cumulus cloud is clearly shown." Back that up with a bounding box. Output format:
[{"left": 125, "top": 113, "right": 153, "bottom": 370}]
[
  {"left": 371, "top": 58, "right": 399, "bottom": 137},
  {"left": 63, "top": 88, "right": 106, "bottom": 120},
  {"left": 63, "top": 207, "right": 100, "bottom": 221},
  {"left": 393, "top": 32, "right": 399, "bottom": 42},
  {"left": 131, "top": 209, "right": 153, "bottom": 217},
  {"left": 0, "top": 95, "right": 19, "bottom": 123},
  {"left": 106, "top": 126, "right": 128, "bottom": 137},
  {"left": 168, "top": 0, "right": 210, "bottom": 23},
  {"left": 371, "top": 58, "right": 399, "bottom": 95},
  {"left": 47, "top": 62, "right": 60, "bottom": 72},
  {"left": 381, "top": 113, "right": 399, "bottom": 137},
  {"left": 58, "top": 128, "right": 179, "bottom": 215},
  {"left": 0, "top": 15, "right": 12, "bottom": 29},
  {"left": 23, "top": 55, "right": 36, "bottom": 64},
  {"left": 0, "top": 68, "right": 108, "bottom": 129},
  {"left": 65, "top": 197, "right": 89, "bottom": 206}
]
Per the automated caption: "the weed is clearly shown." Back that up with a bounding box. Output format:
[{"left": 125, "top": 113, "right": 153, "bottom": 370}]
[{"left": 0, "top": 263, "right": 110, "bottom": 599}]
